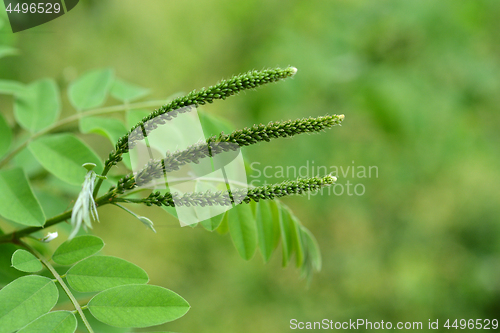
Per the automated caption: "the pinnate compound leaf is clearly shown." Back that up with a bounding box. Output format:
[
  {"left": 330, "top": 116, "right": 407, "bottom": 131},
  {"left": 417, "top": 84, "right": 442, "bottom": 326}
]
[
  {"left": 28, "top": 134, "right": 103, "bottom": 185},
  {"left": 68, "top": 68, "right": 114, "bottom": 110},
  {"left": 0, "top": 168, "right": 45, "bottom": 226},
  {"left": 52, "top": 235, "right": 104, "bottom": 266},
  {"left": 0, "top": 113, "right": 12, "bottom": 159},
  {"left": 11, "top": 249, "right": 42, "bottom": 272},
  {"left": 14, "top": 78, "right": 60, "bottom": 132},
  {"left": 66, "top": 256, "right": 149, "bottom": 292},
  {"left": 0, "top": 275, "right": 59, "bottom": 333},
  {"left": 0, "top": 80, "right": 25, "bottom": 95},
  {"left": 79, "top": 116, "right": 128, "bottom": 146},
  {"left": 110, "top": 78, "right": 150, "bottom": 102},
  {"left": 17, "top": 311, "right": 77, "bottom": 333},
  {"left": 228, "top": 204, "right": 257, "bottom": 260},
  {"left": 88, "top": 284, "right": 190, "bottom": 328}
]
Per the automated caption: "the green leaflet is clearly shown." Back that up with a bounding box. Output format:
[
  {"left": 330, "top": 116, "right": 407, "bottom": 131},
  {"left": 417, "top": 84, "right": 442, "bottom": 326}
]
[
  {"left": 200, "top": 212, "right": 225, "bottom": 231},
  {"left": 66, "top": 255, "right": 149, "bottom": 292},
  {"left": 110, "top": 78, "right": 150, "bottom": 102},
  {"left": 0, "top": 45, "right": 18, "bottom": 59},
  {"left": 77, "top": 309, "right": 131, "bottom": 333},
  {"left": 68, "top": 68, "right": 114, "bottom": 110},
  {"left": 52, "top": 235, "right": 104, "bottom": 266},
  {"left": 17, "top": 311, "right": 77, "bottom": 333},
  {"left": 254, "top": 200, "right": 281, "bottom": 263},
  {"left": 196, "top": 181, "right": 227, "bottom": 231},
  {"left": 216, "top": 212, "right": 229, "bottom": 235},
  {"left": 126, "top": 109, "right": 150, "bottom": 128},
  {"left": 0, "top": 168, "right": 45, "bottom": 226},
  {"left": 299, "top": 226, "right": 323, "bottom": 283},
  {"left": 88, "top": 284, "right": 190, "bottom": 328},
  {"left": 14, "top": 78, "right": 60, "bottom": 133},
  {"left": 28, "top": 133, "right": 103, "bottom": 185},
  {"left": 79, "top": 116, "right": 128, "bottom": 146},
  {"left": 227, "top": 204, "right": 257, "bottom": 260},
  {"left": 0, "top": 79, "right": 25, "bottom": 95},
  {"left": 289, "top": 213, "right": 305, "bottom": 268},
  {"left": 80, "top": 117, "right": 132, "bottom": 169},
  {"left": 198, "top": 109, "right": 233, "bottom": 137},
  {"left": 0, "top": 275, "right": 59, "bottom": 333},
  {"left": 0, "top": 113, "right": 12, "bottom": 159},
  {"left": 301, "top": 226, "right": 322, "bottom": 272},
  {"left": 34, "top": 189, "right": 71, "bottom": 220},
  {"left": 279, "top": 206, "right": 294, "bottom": 267},
  {"left": 79, "top": 116, "right": 130, "bottom": 171},
  {"left": 13, "top": 147, "right": 45, "bottom": 178},
  {"left": 11, "top": 249, "right": 42, "bottom": 272}
]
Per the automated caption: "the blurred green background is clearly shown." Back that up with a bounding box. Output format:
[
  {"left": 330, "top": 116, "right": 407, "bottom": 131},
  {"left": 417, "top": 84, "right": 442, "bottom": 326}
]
[{"left": 1, "top": 0, "right": 500, "bottom": 332}]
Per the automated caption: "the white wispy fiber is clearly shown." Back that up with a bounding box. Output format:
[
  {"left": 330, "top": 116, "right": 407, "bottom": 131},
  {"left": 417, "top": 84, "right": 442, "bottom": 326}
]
[{"left": 70, "top": 169, "right": 99, "bottom": 239}]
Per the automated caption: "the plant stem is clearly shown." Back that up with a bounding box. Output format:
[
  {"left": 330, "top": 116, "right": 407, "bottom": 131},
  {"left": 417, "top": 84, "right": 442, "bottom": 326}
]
[
  {"left": 18, "top": 240, "right": 95, "bottom": 333},
  {"left": 0, "top": 192, "right": 114, "bottom": 244},
  {"left": 92, "top": 164, "right": 114, "bottom": 198},
  {"left": 0, "top": 99, "right": 168, "bottom": 168}
]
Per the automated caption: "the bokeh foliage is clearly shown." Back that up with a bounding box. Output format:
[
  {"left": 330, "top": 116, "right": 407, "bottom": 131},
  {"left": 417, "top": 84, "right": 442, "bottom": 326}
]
[{"left": 1, "top": 0, "right": 500, "bottom": 332}]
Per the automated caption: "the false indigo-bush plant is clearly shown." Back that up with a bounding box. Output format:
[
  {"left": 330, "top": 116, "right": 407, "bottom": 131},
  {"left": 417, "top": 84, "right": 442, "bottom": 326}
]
[{"left": 0, "top": 64, "right": 344, "bottom": 332}]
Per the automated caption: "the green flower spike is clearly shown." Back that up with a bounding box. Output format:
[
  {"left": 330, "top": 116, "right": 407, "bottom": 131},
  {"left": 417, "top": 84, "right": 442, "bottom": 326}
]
[
  {"left": 114, "top": 114, "right": 344, "bottom": 194},
  {"left": 115, "top": 175, "right": 337, "bottom": 208}
]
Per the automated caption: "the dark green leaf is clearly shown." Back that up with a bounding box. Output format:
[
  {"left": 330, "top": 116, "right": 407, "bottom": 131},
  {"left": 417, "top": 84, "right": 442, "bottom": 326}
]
[
  {"left": 110, "top": 78, "right": 150, "bottom": 102},
  {"left": 14, "top": 79, "right": 60, "bottom": 132},
  {"left": 17, "top": 311, "right": 76, "bottom": 333},
  {"left": 88, "top": 284, "right": 190, "bottom": 328},
  {"left": 28, "top": 134, "right": 103, "bottom": 185},
  {"left": 66, "top": 256, "right": 149, "bottom": 292},
  {"left": 0, "top": 244, "right": 26, "bottom": 287},
  {"left": 228, "top": 204, "right": 257, "bottom": 260},
  {"left": 0, "top": 113, "right": 12, "bottom": 159},
  {"left": 0, "top": 275, "right": 59, "bottom": 333},
  {"left": 0, "top": 168, "right": 45, "bottom": 226},
  {"left": 11, "top": 249, "right": 42, "bottom": 272},
  {"left": 52, "top": 235, "right": 104, "bottom": 266},
  {"left": 68, "top": 68, "right": 114, "bottom": 110}
]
